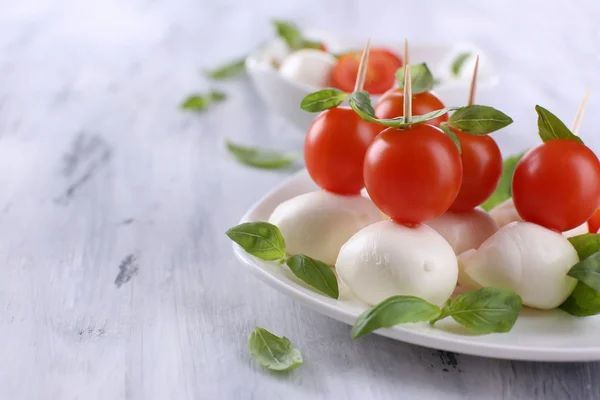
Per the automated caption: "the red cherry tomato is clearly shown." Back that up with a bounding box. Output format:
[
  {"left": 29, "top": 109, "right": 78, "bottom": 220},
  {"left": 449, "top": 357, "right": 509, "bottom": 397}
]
[
  {"left": 588, "top": 208, "right": 600, "bottom": 233},
  {"left": 374, "top": 88, "right": 448, "bottom": 129},
  {"left": 512, "top": 139, "right": 600, "bottom": 232},
  {"left": 330, "top": 49, "right": 403, "bottom": 95},
  {"left": 448, "top": 129, "right": 503, "bottom": 212},
  {"left": 364, "top": 124, "right": 463, "bottom": 225},
  {"left": 304, "top": 107, "right": 380, "bottom": 195}
]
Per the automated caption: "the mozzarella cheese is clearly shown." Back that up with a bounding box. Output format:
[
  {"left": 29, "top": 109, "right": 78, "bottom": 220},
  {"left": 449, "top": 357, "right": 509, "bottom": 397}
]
[
  {"left": 336, "top": 221, "right": 458, "bottom": 306},
  {"left": 268, "top": 190, "right": 381, "bottom": 265},
  {"left": 279, "top": 49, "right": 337, "bottom": 88},
  {"left": 489, "top": 198, "right": 588, "bottom": 237},
  {"left": 458, "top": 221, "right": 578, "bottom": 309}
]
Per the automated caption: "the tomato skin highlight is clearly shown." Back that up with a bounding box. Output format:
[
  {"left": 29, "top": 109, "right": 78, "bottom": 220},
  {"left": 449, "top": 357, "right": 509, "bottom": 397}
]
[
  {"left": 374, "top": 88, "right": 449, "bottom": 129},
  {"left": 448, "top": 129, "right": 503, "bottom": 212},
  {"left": 364, "top": 125, "right": 463, "bottom": 225},
  {"left": 330, "top": 49, "right": 402, "bottom": 95},
  {"left": 588, "top": 208, "right": 600, "bottom": 233},
  {"left": 304, "top": 107, "right": 380, "bottom": 195},
  {"left": 512, "top": 139, "right": 600, "bottom": 232}
]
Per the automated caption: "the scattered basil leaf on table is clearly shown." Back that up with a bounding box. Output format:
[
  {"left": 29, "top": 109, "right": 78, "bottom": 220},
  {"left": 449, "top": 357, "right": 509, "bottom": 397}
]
[
  {"left": 396, "top": 63, "right": 435, "bottom": 94},
  {"left": 226, "top": 140, "right": 299, "bottom": 169},
  {"left": 480, "top": 152, "right": 526, "bottom": 211},
  {"left": 440, "top": 124, "right": 462, "bottom": 153},
  {"left": 535, "top": 105, "right": 583, "bottom": 144},
  {"left": 300, "top": 88, "right": 349, "bottom": 112},
  {"left": 181, "top": 91, "right": 226, "bottom": 111},
  {"left": 286, "top": 255, "right": 339, "bottom": 299},
  {"left": 561, "top": 234, "right": 600, "bottom": 316},
  {"left": 451, "top": 52, "right": 472, "bottom": 77},
  {"left": 226, "top": 222, "right": 286, "bottom": 261},
  {"left": 567, "top": 251, "right": 600, "bottom": 292},
  {"left": 205, "top": 58, "right": 246, "bottom": 80},
  {"left": 446, "top": 105, "right": 513, "bottom": 134},
  {"left": 351, "top": 296, "right": 441, "bottom": 339},
  {"left": 248, "top": 327, "right": 303, "bottom": 371}
]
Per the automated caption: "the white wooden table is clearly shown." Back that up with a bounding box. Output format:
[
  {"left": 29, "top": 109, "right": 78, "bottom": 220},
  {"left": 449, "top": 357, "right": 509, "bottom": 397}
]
[{"left": 2, "top": 0, "right": 600, "bottom": 398}]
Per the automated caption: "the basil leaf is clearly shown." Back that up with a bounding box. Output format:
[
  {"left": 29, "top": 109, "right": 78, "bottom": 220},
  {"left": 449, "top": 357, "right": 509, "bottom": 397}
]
[
  {"left": 448, "top": 287, "right": 522, "bottom": 334},
  {"left": 440, "top": 124, "right": 462, "bottom": 153},
  {"left": 429, "top": 299, "right": 452, "bottom": 325},
  {"left": 286, "top": 255, "right": 339, "bottom": 299},
  {"left": 301, "top": 39, "right": 324, "bottom": 50},
  {"left": 226, "top": 222, "right": 286, "bottom": 261},
  {"left": 535, "top": 105, "right": 583, "bottom": 144},
  {"left": 248, "top": 327, "right": 303, "bottom": 371},
  {"left": 351, "top": 296, "right": 441, "bottom": 339},
  {"left": 567, "top": 251, "right": 600, "bottom": 292},
  {"left": 560, "top": 282, "right": 600, "bottom": 316},
  {"left": 447, "top": 105, "right": 513, "bottom": 134},
  {"left": 349, "top": 91, "right": 454, "bottom": 128},
  {"left": 205, "top": 58, "right": 246, "bottom": 80},
  {"left": 396, "top": 63, "right": 435, "bottom": 94},
  {"left": 273, "top": 20, "right": 303, "bottom": 50},
  {"left": 300, "top": 88, "right": 349, "bottom": 112},
  {"left": 569, "top": 233, "right": 600, "bottom": 260},
  {"left": 451, "top": 52, "right": 472, "bottom": 77},
  {"left": 480, "top": 152, "right": 526, "bottom": 211},
  {"left": 226, "top": 140, "right": 298, "bottom": 169},
  {"left": 181, "top": 91, "right": 226, "bottom": 111}
]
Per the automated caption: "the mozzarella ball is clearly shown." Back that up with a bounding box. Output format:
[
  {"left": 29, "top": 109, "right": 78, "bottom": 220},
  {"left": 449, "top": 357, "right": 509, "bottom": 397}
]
[
  {"left": 458, "top": 221, "right": 578, "bottom": 309},
  {"left": 336, "top": 221, "right": 458, "bottom": 306},
  {"left": 268, "top": 190, "right": 381, "bottom": 265},
  {"left": 489, "top": 198, "right": 588, "bottom": 237},
  {"left": 279, "top": 49, "right": 337, "bottom": 88}
]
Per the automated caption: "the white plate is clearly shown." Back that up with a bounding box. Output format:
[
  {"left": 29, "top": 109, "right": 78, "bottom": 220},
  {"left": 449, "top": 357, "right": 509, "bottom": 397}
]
[{"left": 232, "top": 170, "right": 600, "bottom": 362}]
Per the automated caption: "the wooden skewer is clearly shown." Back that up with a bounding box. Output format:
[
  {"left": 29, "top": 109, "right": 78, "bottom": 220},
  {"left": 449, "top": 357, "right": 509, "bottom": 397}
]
[
  {"left": 353, "top": 39, "right": 371, "bottom": 92},
  {"left": 403, "top": 38, "right": 412, "bottom": 123},
  {"left": 467, "top": 55, "right": 480, "bottom": 106},
  {"left": 571, "top": 89, "right": 590, "bottom": 135}
]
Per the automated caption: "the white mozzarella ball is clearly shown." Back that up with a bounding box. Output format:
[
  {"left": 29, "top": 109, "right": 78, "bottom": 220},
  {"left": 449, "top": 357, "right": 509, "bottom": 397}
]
[
  {"left": 458, "top": 221, "right": 578, "bottom": 309},
  {"left": 279, "top": 49, "right": 337, "bottom": 88},
  {"left": 336, "top": 221, "right": 458, "bottom": 306},
  {"left": 268, "top": 190, "right": 381, "bottom": 265},
  {"left": 489, "top": 198, "right": 588, "bottom": 237}
]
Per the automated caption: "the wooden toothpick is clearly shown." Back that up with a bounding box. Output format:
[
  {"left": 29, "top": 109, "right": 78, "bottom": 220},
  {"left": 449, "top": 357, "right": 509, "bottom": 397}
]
[
  {"left": 571, "top": 89, "right": 590, "bottom": 135},
  {"left": 403, "top": 38, "right": 412, "bottom": 123},
  {"left": 467, "top": 55, "right": 480, "bottom": 106},
  {"left": 353, "top": 39, "right": 371, "bottom": 92}
]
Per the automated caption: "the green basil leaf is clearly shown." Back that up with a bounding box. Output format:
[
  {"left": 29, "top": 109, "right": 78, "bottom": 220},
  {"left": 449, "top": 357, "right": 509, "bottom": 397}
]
[
  {"left": 396, "top": 63, "right": 435, "bottom": 94},
  {"left": 273, "top": 20, "right": 303, "bottom": 50},
  {"left": 567, "top": 251, "right": 600, "bottom": 292},
  {"left": 447, "top": 105, "right": 513, "bottom": 134},
  {"left": 248, "top": 327, "right": 303, "bottom": 371},
  {"left": 560, "top": 282, "right": 600, "bottom": 316},
  {"left": 440, "top": 124, "right": 462, "bottom": 153},
  {"left": 301, "top": 39, "right": 324, "bottom": 50},
  {"left": 226, "top": 140, "right": 298, "bottom": 169},
  {"left": 451, "top": 52, "right": 472, "bottom": 77},
  {"left": 181, "top": 91, "right": 226, "bottom": 111},
  {"left": 226, "top": 221, "right": 286, "bottom": 261},
  {"left": 448, "top": 287, "right": 522, "bottom": 334},
  {"left": 429, "top": 299, "right": 452, "bottom": 325},
  {"left": 300, "top": 88, "right": 349, "bottom": 112},
  {"left": 480, "top": 152, "right": 526, "bottom": 211},
  {"left": 351, "top": 296, "right": 441, "bottom": 339},
  {"left": 205, "top": 58, "right": 246, "bottom": 80},
  {"left": 349, "top": 91, "right": 454, "bottom": 128},
  {"left": 535, "top": 105, "right": 583, "bottom": 144},
  {"left": 286, "top": 255, "right": 339, "bottom": 299},
  {"left": 569, "top": 233, "right": 600, "bottom": 260}
]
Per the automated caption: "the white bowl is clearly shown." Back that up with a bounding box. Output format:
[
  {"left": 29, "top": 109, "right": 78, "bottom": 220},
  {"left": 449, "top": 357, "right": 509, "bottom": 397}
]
[{"left": 246, "top": 31, "right": 499, "bottom": 132}]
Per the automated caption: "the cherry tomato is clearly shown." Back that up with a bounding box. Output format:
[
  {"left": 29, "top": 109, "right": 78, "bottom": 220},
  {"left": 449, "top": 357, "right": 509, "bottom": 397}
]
[
  {"left": 374, "top": 88, "right": 448, "bottom": 129},
  {"left": 448, "top": 129, "right": 502, "bottom": 212},
  {"left": 305, "top": 107, "right": 380, "bottom": 195},
  {"left": 588, "top": 208, "right": 600, "bottom": 233},
  {"left": 364, "top": 124, "right": 463, "bottom": 225},
  {"left": 330, "top": 49, "right": 403, "bottom": 95},
  {"left": 512, "top": 139, "right": 600, "bottom": 232}
]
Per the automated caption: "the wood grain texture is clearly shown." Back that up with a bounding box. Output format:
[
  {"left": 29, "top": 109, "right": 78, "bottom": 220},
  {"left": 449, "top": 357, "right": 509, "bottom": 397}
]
[{"left": 2, "top": 0, "right": 600, "bottom": 398}]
